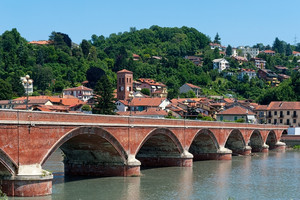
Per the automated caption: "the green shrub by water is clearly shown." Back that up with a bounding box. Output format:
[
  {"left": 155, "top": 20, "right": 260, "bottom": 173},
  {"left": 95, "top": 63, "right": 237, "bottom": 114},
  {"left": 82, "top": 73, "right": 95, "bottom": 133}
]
[{"left": 293, "top": 145, "right": 300, "bottom": 150}]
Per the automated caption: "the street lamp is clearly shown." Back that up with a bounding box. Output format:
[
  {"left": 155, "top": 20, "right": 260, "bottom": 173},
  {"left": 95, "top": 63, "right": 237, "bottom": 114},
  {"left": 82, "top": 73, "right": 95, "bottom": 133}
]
[
  {"left": 23, "top": 75, "right": 33, "bottom": 110},
  {"left": 128, "top": 91, "right": 134, "bottom": 116}
]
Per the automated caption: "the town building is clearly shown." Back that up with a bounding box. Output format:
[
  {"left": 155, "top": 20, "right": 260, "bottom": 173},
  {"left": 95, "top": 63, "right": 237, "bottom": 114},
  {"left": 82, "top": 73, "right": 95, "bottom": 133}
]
[
  {"left": 274, "top": 65, "right": 288, "bottom": 74},
  {"left": 257, "top": 69, "right": 279, "bottom": 86},
  {"left": 63, "top": 86, "right": 93, "bottom": 102},
  {"left": 238, "top": 46, "right": 259, "bottom": 58},
  {"left": 209, "top": 43, "right": 226, "bottom": 51},
  {"left": 216, "top": 106, "right": 256, "bottom": 123},
  {"left": 184, "top": 56, "right": 203, "bottom": 66},
  {"left": 115, "top": 98, "right": 170, "bottom": 112},
  {"left": 136, "top": 78, "right": 168, "bottom": 98},
  {"left": 117, "top": 107, "right": 168, "bottom": 118},
  {"left": 255, "top": 101, "right": 300, "bottom": 126},
  {"left": 262, "top": 50, "right": 275, "bottom": 56},
  {"left": 238, "top": 68, "right": 257, "bottom": 81},
  {"left": 117, "top": 69, "right": 133, "bottom": 100},
  {"left": 179, "top": 83, "right": 201, "bottom": 97},
  {"left": 251, "top": 58, "right": 266, "bottom": 69},
  {"left": 213, "top": 58, "right": 230, "bottom": 72},
  {"left": 232, "top": 56, "right": 248, "bottom": 65},
  {"left": 277, "top": 74, "right": 290, "bottom": 82},
  {"left": 292, "top": 51, "right": 300, "bottom": 56},
  {"left": 28, "top": 40, "right": 54, "bottom": 45}
]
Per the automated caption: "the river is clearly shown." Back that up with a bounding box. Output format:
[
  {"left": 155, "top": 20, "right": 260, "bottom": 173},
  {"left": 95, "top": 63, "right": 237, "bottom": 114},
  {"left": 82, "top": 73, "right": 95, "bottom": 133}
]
[{"left": 10, "top": 150, "right": 300, "bottom": 200}]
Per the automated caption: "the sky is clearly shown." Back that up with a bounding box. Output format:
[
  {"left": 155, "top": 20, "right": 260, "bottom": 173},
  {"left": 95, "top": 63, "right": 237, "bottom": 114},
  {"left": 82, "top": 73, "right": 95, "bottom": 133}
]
[{"left": 1, "top": 0, "right": 299, "bottom": 47}]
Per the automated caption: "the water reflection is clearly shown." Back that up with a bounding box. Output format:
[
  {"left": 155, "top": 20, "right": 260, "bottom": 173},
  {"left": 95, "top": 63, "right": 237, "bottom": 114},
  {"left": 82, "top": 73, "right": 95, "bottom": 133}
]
[{"left": 11, "top": 150, "right": 300, "bottom": 200}]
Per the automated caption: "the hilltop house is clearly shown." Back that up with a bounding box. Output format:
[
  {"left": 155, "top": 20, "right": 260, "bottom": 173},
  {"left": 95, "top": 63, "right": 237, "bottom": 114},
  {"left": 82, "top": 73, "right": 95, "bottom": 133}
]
[
  {"left": 251, "top": 58, "right": 266, "bottom": 69},
  {"left": 213, "top": 58, "right": 230, "bottom": 72}
]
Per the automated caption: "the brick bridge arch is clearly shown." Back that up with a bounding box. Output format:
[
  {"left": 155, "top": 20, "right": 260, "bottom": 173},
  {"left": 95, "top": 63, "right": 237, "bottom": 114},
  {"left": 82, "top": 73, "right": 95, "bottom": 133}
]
[
  {"left": 266, "top": 130, "right": 278, "bottom": 150},
  {"left": 135, "top": 128, "right": 187, "bottom": 168},
  {"left": 41, "top": 126, "right": 128, "bottom": 176},
  {"left": 0, "top": 149, "right": 17, "bottom": 176},
  {"left": 225, "top": 129, "right": 247, "bottom": 155},
  {"left": 248, "top": 130, "right": 265, "bottom": 152},
  {"left": 188, "top": 129, "right": 220, "bottom": 161}
]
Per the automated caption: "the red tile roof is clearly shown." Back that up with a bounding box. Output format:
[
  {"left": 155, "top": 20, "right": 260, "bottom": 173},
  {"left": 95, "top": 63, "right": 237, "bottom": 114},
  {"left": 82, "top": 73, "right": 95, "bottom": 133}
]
[
  {"left": 138, "top": 78, "right": 166, "bottom": 87},
  {"left": 292, "top": 51, "right": 300, "bottom": 55},
  {"left": 117, "top": 69, "right": 133, "bottom": 74},
  {"left": 254, "top": 105, "right": 268, "bottom": 110},
  {"left": 63, "top": 85, "right": 93, "bottom": 91},
  {"left": 29, "top": 40, "right": 54, "bottom": 45},
  {"left": 267, "top": 101, "right": 300, "bottom": 110},
  {"left": 119, "top": 98, "right": 166, "bottom": 107},
  {"left": 263, "top": 50, "right": 275, "bottom": 54},
  {"left": 185, "top": 83, "right": 201, "bottom": 89},
  {"left": 218, "top": 106, "right": 255, "bottom": 115}
]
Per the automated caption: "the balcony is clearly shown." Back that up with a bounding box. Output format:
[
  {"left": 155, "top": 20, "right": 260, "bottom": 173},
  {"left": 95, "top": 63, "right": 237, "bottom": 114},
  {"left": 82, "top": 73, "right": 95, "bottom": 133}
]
[
  {"left": 292, "top": 114, "right": 298, "bottom": 118},
  {"left": 267, "top": 114, "right": 272, "bottom": 118},
  {"left": 279, "top": 114, "right": 284, "bottom": 118}
]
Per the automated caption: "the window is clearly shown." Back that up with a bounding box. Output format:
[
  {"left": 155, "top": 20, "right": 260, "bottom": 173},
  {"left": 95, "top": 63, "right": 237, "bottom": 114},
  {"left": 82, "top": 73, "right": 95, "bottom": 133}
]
[
  {"left": 122, "top": 78, "right": 124, "bottom": 83},
  {"left": 129, "top": 87, "right": 131, "bottom": 91},
  {"left": 287, "top": 111, "right": 290, "bottom": 115},
  {"left": 220, "top": 116, "right": 223, "bottom": 121},
  {"left": 287, "top": 119, "right": 290, "bottom": 125},
  {"left": 130, "top": 78, "right": 131, "bottom": 83},
  {"left": 280, "top": 119, "right": 283, "bottom": 124},
  {"left": 274, "top": 111, "right": 277, "bottom": 115},
  {"left": 293, "top": 119, "right": 296, "bottom": 123},
  {"left": 274, "top": 119, "right": 277, "bottom": 124},
  {"left": 119, "top": 78, "right": 121, "bottom": 84},
  {"left": 268, "top": 119, "right": 271, "bottom": 123},
  {"left": 127, "top": 78, "right": 128, "bottom": 83}
]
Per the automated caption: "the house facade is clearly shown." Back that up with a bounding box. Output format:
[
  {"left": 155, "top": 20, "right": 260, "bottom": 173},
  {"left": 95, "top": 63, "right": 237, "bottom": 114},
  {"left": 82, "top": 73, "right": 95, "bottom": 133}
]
[
  {"left": 63, "top": 86, "right": 93, "bottom": 102},
  {"left": 216, "top": 106, "right": 256, "bottom": 123},
  {"left": 255, "top": 101, "right": 300, "bottom": 127},
  {"left": 136, "top": 78, "right": 168, "bottom": 98},
  {"left": 179, "top": 83, "right": 201, "bottom": 97},
  {"left": 238, "top": 68, "right": 257, "bottom": 80},
  {"left": 251, "top": 58, "right": 266, "bottom": 69},
  {"left": 213, "top": 58, "right": 230, "bottom": 72}
]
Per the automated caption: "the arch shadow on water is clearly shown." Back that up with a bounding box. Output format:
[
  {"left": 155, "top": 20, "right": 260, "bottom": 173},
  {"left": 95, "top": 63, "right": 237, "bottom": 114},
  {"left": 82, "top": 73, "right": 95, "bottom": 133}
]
[{"left": 266, "top": 130, "right": 277, "bottom": 150}]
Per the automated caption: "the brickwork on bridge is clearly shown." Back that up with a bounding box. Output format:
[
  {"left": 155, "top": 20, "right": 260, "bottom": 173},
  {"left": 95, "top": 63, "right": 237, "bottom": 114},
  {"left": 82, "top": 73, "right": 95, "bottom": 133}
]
[{"left": 0, "top": 110, "right": 287, "bottom": 197}]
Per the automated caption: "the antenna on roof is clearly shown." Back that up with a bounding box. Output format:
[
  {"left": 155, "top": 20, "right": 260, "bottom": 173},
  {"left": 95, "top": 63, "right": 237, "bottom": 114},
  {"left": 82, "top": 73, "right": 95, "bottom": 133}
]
[{"left": 294, "top": 35, "right": 298, "bottom": 46}]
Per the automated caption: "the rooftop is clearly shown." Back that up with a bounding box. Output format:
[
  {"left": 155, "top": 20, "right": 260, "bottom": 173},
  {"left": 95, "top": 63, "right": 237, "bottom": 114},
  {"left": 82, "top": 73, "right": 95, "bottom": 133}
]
[{"left": 218, "top": 106, "right": 255, "bottom": 115}]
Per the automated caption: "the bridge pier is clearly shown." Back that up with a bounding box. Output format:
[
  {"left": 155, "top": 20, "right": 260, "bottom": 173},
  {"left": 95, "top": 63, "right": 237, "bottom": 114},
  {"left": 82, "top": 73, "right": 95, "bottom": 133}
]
[
  {"left": 273, "top": 141, "right": 286, "bottom": 152},
  {"left": 192, "top": 147, "right": 232, "bottom": 161},
  {"left": 261, "top": 143, "right": 269, "bottom": 153},
  {"left": 1, "top": 164, "right": 52, "bottom": 197},
  {"left": 137, "top": 150, "right": 193, "bottom": 168},
  {"left": 240, "top": 146, "right": 252, "bottom": 156},
  {"left": 65, "top": 155, "right": 141, "bottom": 177}
]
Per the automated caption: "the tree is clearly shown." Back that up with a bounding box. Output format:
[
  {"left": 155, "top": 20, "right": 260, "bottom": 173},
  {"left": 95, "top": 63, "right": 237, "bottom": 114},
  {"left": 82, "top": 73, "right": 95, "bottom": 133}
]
[
  {"left": 272, "top": 37, "right": 284, "bottom": 54},
  {"left": 213, "top": 33, "right": 221, "bottom": 44},
  {"left": 0, "top": 79, "right": 13, "bottom": 100},
  {"left": 86, "top": 67, "right": 105, "bottom": 89},
  {"left": 92, "top": 75, "right": 116, "bottom": 115},
  {"left": 141, "top": 88, "right": 150, "bottom": 96},
  {"left": 80, "top": 39, "right": 91, "bottom": 58},
  {"left": 226, "top": 45, "right": 232, "bottom": 56}
]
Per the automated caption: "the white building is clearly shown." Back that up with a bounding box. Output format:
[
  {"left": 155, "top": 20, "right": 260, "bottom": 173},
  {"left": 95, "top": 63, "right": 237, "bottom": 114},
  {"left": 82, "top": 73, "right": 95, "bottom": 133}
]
[
  {"left": 63, "top": 86, "right": 93, "bottom": 102},
  {"left": 213, "top": 58, "right": 230, "bottom": 72},
  {"left": 238, "top": 69, "right": 257, "bottom": 81},
  {"left": 238, "top": 46, "right": 259, "bottom": 58}
]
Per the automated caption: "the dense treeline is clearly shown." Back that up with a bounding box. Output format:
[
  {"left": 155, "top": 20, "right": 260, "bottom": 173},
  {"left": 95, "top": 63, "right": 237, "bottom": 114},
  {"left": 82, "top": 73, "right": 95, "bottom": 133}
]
[{"left": 0, "top": 27, "right": 299, "bottom": 103}]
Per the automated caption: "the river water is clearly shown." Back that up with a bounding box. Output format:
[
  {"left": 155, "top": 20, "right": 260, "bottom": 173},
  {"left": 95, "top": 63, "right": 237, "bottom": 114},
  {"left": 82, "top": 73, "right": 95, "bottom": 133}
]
[{"left": 10, "top": 150, "right": 300, "bottom": 200}]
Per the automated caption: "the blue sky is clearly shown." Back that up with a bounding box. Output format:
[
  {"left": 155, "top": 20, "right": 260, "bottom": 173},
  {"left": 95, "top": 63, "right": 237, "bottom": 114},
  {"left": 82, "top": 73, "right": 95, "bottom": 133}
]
[{"left": 1, "top": 0, "right": 299, "bottom": 47}]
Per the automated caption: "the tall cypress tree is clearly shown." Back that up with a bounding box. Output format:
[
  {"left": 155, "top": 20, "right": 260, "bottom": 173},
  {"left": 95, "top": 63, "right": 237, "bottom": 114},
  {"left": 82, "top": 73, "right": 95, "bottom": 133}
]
[{"left": 92, "top": 75, "right": 116, "bottom": 115}]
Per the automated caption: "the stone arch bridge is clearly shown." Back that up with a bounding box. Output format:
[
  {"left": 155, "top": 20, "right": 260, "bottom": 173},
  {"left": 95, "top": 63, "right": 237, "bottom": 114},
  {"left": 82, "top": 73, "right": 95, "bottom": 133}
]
[{"left": 0, "top": 110, "right": 287, "bottom": 197}]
